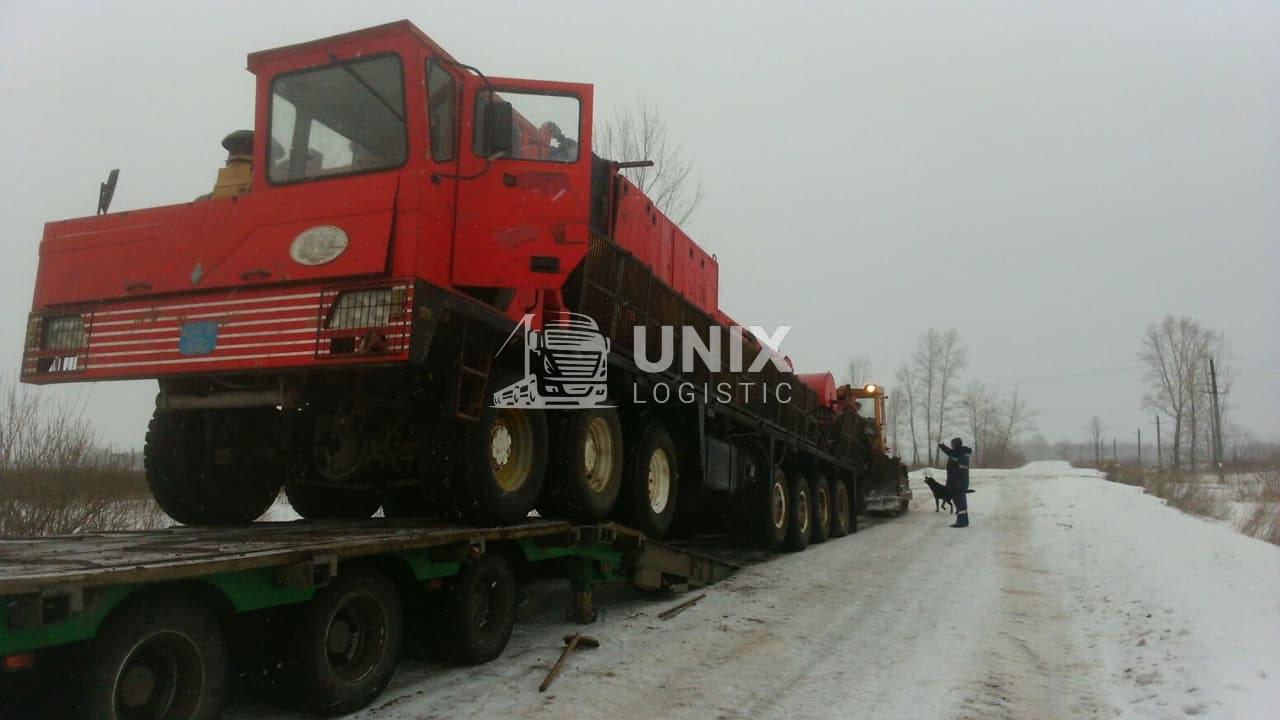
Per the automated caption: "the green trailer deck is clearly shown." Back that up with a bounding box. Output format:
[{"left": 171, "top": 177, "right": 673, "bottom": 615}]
[{"left": 0, "top": 519, "right": 736, "bottom": 718}]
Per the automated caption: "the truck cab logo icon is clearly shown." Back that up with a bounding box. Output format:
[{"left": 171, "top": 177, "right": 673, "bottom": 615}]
[{"left": 493, "top": 312, "right": 610, "bottom": 409}]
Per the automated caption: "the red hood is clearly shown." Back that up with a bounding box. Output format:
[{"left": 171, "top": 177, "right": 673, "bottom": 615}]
[{"left": 32, "top": 173, "right": 400, "bottom": 308}]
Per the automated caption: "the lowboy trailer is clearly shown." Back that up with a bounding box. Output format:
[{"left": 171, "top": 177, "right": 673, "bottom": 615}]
[{"left": 0, "top": 518, "right": 735, "bottom": 718}]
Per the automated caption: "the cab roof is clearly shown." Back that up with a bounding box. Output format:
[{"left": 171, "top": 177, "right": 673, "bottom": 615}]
[{"left": 246, "top": 20, "right": 455, "bottom": 74}]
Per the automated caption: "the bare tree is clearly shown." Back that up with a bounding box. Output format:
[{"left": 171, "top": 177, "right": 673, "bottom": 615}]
[
  {"left": 895, "top": 363, "right": 921, "bottom": 465},
  {"left": 1139, "top": 316, "right": 1225, "bottom": 472},
  {"left": 1086, "top": 416, "right": 1106, "bottom": 467},
  {"left": 911, "top": 329, "right": 967, "bottom": 466},
  {"left": 0, "top": 374, "right": 164, "bottom": 536},
  {"left": 959, "top": 383, "right": 1035, "bottom": 468},
  {"left": 960, "top": 381, "right": 998, "bottom": 466},
  {"left": 990, "top": 387, "right": 1036, "bottom": 467},
  {"left": 845, "top": 356, "right": 873, "bottom": 387},
  {"left": 595, "top": 101, "right": 704, "bottom": 226}
]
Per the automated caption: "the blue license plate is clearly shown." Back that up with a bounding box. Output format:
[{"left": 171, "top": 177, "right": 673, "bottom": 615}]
[{"left": 178, "top": 321, "right": 219, "bottom": 355}]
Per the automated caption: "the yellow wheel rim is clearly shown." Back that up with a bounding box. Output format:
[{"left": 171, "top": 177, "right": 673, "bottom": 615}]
[
  {"left": 490, "top": 409, "right": 533, "bottom": 493},
  {"left": 583, "top": 416, "right": 615, "bottom": 495}
]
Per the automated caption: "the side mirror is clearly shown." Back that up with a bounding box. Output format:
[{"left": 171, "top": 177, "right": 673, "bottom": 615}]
[{"left": 482, "top": 96, "right": 514, "bottom": 158}]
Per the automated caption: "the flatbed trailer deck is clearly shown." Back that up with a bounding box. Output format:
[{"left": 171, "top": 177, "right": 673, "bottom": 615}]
[{"left": 0, "top": 519, "right": 736, "bottom": 718}]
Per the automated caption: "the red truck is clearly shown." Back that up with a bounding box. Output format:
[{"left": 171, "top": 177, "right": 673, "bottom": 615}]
[{"left": 22, "top": 21, "right": 909, "bottom": 542}]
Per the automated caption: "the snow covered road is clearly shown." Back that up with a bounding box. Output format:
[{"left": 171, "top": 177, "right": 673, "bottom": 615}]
[{"left": 232, "top": 461, "right": 1280, "bottom": 719}]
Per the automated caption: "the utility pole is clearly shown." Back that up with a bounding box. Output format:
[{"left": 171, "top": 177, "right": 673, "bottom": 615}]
[
  {"left": 1155, "top": 415, "right": 1162, "bottom": 473},
  {"left": 1113, "top": 437, "right": 1117, "bottom": 465},
  {"left": 1209, "top": 358, "right": 1225, "bottom": 484},
  {"left": 1137, "top": 428, "right": 1142, "bottom": 468}
]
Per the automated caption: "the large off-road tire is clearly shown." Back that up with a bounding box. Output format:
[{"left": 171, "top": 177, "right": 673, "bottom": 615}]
[
  {"left": 380, "top": 481, "right": 432, "bottom": 519},
  {"left": 458, "top": 390, "right": 547, "bottom": 524},
  {"left": 441, "top": 555, "right": 517, "bottom": 665},
  {"left": 829, "top": 478, "right": 852, "bottom": 538},
  {"left": 809, "top": 474, "right": 832, "bottom": 544},
  {"left": 144, "top": 409, "right": 282, "bottom": 525},
  {"left": 285, "top": 484, "right": 381, "bottom": 520},
  {"left": 782, "top": 470, "right": 811, "bottom": 553},
  {"left": 82, "top": 597, "right": 228, "bottom": 720},
  {"left": 540, "top": 408, "right": 624, "bottom": 521},
  {"left": 621, "top": 421, "right": 679, "bottom": 539},
  {"left": 290, "top": 569, "right": 403, "bottom": 716}
]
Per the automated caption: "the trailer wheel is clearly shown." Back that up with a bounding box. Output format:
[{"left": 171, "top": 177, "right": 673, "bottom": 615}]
[
  {"left": 82, "top": 599, "right": 227, "bottom": 720},
  {"left": 442, "top": 555, "right": 517, "bottom": 665},
  {"left": 830, "top": 479, "right": 852, "bottom": 538},
  {"left": 809, "top": 474, "right": 832, "bottom": 544},
  {"left": 623, "top": 422, "right": 679, "bottom": 539},
  {"left": 460, "top": 391, "right": 547, "bottom": 524},
  {"left": 286, "top": 484, "right": 381, "bottom": 520},
  {"left": 292, "top": 569, "right": 403, "bottom": 716},
  {"left": 782, "top": 471, "right": 811, "bottom": 552},
  {"left": 145, "top": 409, "right": 281, "bottom": 525},
  {"left": 749, "top": 465, "right": 789, "bottom": 549},
  {"left": 541, "top": 408, "right": 624, "bottom": 521}
]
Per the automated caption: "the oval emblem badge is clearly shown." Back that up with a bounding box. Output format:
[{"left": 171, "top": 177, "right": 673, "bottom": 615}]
[{"left": 290, "top": 226, "right": 349, "bottom": 266}]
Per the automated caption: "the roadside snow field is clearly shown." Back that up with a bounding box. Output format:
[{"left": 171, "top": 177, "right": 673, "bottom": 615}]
[{"left": 231, "top": 461, "right": 1280, "bottom": 719}]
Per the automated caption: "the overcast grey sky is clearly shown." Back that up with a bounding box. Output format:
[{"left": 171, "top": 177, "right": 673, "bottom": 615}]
[{"left": 1, "top": 0, "right": 1277, "bottom": 450}]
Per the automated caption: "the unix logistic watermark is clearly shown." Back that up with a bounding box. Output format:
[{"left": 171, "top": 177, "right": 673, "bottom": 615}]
[{"left": 492, "top": 313, "right": 793, "bottom": 410}]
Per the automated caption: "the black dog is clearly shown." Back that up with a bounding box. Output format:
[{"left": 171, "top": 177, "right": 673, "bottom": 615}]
[{"left": 923, "top": 476, "right": 954, "bottom": 513}]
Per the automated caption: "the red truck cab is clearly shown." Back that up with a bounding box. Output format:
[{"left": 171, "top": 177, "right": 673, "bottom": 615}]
[{"left": 22, "top": 21, "right": 607, "bottom": 526}]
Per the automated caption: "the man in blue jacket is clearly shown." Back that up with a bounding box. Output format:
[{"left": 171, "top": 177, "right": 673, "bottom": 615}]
[{"left": 938, "top": 437, "right": 972, "bottom": 528}]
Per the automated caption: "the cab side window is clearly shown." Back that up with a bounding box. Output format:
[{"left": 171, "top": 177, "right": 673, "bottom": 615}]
[{"left": 426, "top": 59, "right": 456, "bottom": 161}]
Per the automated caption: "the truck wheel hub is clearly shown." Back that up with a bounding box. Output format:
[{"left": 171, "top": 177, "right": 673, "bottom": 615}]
[
  {"left": 583, "top": 417, "right": 614, "bottom": 494},
  {"left": 115, "top": 631, "right": 200, "bottom": 718},
  {"left": 771, "top": 480, "right": 787, "bottom": 530},
  {"left": 797, "top": 489, "right": 810, "bottom": 532},
  {"left": 490, "top": 424, "right": 513, "bottom": 469},
  {"left": 646, "top": 448, "right": 671, "bottom": 514},
  {"left": 490, "top": 410, "right": 533, "bottom": 492}
]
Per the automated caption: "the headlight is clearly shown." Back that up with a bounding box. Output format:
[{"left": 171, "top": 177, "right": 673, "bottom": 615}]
[
  {"left": 327, "top": 288, "right": 397, "bottom": 329},
  {"left": 43, "top": 315, "right": 86, "bottom": 350}
]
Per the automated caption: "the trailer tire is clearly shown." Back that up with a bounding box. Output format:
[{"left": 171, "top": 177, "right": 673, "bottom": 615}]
[
  {"left": 830, "top": 479, "right": 852, "bottom": 538},
  {"left": 286, "top": 484, "right": 381, "bottom": 520},
  {"left": 622, "top": 421, "right": 679, "bottom": 539},
  {"left": 460, "top": 391, "right": 547, "bottom": 524},
  {"left": 442, "top": 555, "right": 517, "bottom": 665},
  {"left": 810, "top": 474, "right": 832, "bottom": 544},
  {"left": 291, "top": 568, "right": 403, "bottom": 716},
  {"left": 145, "top": 409, "right": 281, "bottom": 525},
  {"left": 751, "top": 465, "right": 790, "bottom": 549},
  {"left": 782, "top": 471, "right": 811, "bottom": 553},
  {"left": 82, "top": 599, "right": 228, "bottom": 720},
  {"left": 541, "top": 408, "right": 623, "bottom": 521}
]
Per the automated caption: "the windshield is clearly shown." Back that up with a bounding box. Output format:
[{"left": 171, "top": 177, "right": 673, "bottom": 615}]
[
  {"left": 854, "top": 398, "right": 876, "bottom": 420},
  {"left": 269, "top": 55, "right": 406, "bottom": 183}
]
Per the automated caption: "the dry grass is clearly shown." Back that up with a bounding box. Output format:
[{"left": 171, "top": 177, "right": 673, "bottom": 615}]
[
  {"left": 1233, "top": 469, "right": 1280, "bottom": 545},
  {"left": 0, "top": 373, "right": 168, "bottom": 537},
  {"left": 0, "top": 469, "right": 168, "bottom": 537},
  {"left": 1143, "top": 472, "right": 1232, "bottom": 522}
]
